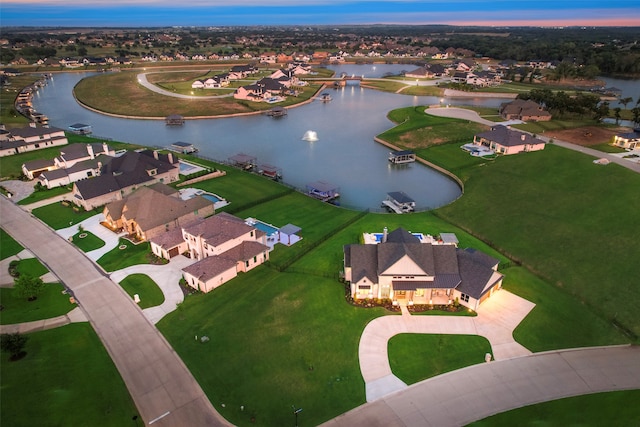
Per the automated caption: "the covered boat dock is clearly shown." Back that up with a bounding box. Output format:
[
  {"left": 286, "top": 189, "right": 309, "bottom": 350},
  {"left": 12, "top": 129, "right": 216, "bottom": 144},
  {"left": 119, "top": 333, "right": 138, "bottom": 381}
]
[
  {"left": 229, "top": 153, "right": 257, "bottom": 171},
  {"left": 306, "top": 181, "right": 340, "bottom": 203}
]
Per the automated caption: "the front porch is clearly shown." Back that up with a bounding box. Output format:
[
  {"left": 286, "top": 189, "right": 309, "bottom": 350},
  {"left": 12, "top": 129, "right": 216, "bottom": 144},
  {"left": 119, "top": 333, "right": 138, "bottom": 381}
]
[{"left": 392, "top": 288, "right": 452, "bottom": 306}]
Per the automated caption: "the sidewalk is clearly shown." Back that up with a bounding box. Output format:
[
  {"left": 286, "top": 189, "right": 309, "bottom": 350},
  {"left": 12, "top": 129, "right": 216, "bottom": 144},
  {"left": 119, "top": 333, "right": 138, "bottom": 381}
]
[{"left": 0, "top": 306, "right": 87, "bottom": 334}]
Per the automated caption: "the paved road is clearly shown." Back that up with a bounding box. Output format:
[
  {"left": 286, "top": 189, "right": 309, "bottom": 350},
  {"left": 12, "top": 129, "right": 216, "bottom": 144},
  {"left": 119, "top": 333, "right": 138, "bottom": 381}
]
[
  {"left": 0, "top": 197, "right": 231, "bottom": 427},
  {"left": 323, "top": 345, "right": 640, "bottom": 427}
]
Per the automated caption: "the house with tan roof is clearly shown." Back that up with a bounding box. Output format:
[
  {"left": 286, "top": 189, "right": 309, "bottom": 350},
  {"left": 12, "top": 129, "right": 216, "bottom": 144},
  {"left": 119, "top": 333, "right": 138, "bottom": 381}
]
[
  {"left": 499, "top": 99, "right": 552, "bottom": 122},
  {"left": 151, "top": 212, "right": 270, "bottom": 293},
  {"left": 343, "top": 227, "right": 503, "bottom": 311},
  {"left": 103, "top": 183, "right": 214, "bottom": 242},
  {"left": 473, "top": 125, "right": 546, "bottom": 155}
]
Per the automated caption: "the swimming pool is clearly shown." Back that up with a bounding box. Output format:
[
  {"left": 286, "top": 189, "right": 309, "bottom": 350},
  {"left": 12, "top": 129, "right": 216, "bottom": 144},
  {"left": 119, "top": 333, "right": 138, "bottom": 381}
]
[
  {"left": 246, "top": 218, "right": 279, "bottom": 236},
  {"left": 178, "top": 160, "right": 205, "bottom": 175},
  {"left": 201, "top": 193, "right": 222, "bottom": 203},
  {"left": 373, "top": 232, "right": 424, "bottom": 242}
]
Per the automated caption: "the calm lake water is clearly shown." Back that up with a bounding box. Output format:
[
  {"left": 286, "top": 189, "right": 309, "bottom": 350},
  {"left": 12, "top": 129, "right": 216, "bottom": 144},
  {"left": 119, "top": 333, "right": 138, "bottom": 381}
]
[{"left": 32, "top": 66, "right": 508, "bottom": 210}]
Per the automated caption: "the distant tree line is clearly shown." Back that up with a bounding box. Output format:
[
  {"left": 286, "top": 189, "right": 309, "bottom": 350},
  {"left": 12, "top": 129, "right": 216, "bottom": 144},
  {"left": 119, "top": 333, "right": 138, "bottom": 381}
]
[{"left": 517, "top": 89, "right": 611, "bottom": 120}]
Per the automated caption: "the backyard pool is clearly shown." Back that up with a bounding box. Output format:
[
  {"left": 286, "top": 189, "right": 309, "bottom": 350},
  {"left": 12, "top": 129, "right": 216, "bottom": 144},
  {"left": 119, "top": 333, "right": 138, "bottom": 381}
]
[
  {"left": 178, "top": 160, "right": 206, "bottom": 175},
  {"left": 245, "top": 217, "right": 279, "bottom": 237},
  {"left": 179, "top": 188, "right": 228, "bottom": 209}
]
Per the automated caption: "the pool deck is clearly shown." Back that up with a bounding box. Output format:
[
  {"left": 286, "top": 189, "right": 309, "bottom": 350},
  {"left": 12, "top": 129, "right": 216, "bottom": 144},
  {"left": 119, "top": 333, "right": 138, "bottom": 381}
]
[{"left": 178, "top": 187, "right": 229, "bottom": 209}]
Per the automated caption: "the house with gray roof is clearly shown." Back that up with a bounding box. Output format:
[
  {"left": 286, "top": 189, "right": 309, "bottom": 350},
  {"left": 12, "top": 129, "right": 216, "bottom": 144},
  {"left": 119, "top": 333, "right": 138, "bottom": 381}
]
[
  {"left": 473, "top": 125, "right": 546, "bottom": 155},
  {"left": 612, "top": 131, "right": 640, "bottom": 150},
  {"left": 343, "top": 227, "right": 503, "bottom": 310},
  {"left": 0, "top": 124, "right": 68, "bottom": 157},
  {"left": 499, "top": 99, "right": 552, "bottom": 122}
]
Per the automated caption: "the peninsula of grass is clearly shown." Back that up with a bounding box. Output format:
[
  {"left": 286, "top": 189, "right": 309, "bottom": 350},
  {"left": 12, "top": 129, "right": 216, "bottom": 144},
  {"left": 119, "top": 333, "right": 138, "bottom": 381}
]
[
  {"left": 468, "top": 390, "right": 640, "bottom": 427},
  {"left": 73, "top": 70, "right": 324, "bottom": 118},
  {"left": 158, "top": 268, "right": 390, "bottom": 427},
  {"left": 118, "top": 273, "right": 165, "bottom": 309},
  {"left": 97, "top": 238, "right": 155, "bottom": 272},
  {"left": 0, "top": 323, "right": 138, "bottom": 427},
  {"left": 0, "top": 228, "right": 23, "bottom": 260},
  {"left": 388, "top": 334, "right": 492, "bottom": 385},
  {"left": 71, "top": 230, "right": 105, "bottom": 253},
  {"left": 0, "top": 282, "right": 75, "bottom": 324}
]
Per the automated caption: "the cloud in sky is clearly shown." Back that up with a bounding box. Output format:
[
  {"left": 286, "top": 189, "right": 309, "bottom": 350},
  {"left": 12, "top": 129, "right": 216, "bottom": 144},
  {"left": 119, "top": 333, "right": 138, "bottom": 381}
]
[{"left": 2, "top": 0, "right": 639, "bottom": 26}]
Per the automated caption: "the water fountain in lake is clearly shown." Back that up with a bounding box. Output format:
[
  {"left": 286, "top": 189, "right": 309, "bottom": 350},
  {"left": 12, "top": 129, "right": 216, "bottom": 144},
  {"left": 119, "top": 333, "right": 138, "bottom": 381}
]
[{"left": 302, "top": 130, "right": 318, "bottom": 142}]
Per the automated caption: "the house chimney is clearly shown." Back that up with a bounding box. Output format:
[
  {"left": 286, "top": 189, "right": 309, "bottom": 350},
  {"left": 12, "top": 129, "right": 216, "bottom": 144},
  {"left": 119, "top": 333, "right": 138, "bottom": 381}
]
[
  {"left": 29, "top": 122, "right": 36, "bottom": 128},
  {"left": 102, "top": 142, "right": 109, "bottom": 155},
  {"left": 167, "top": 152, "right": 174, "bottom": 164},
  {"left": 87, "top": 143, "right": 95, "bottom": 159},
  {"left": 521, "top": 134, "right": 526, "bottom": 141},
  {"left": 382, "top": 227, "right": 388, "bottom": 243},
  {"left": 153, "top": 150, "right": 159, "bottom": 160}
]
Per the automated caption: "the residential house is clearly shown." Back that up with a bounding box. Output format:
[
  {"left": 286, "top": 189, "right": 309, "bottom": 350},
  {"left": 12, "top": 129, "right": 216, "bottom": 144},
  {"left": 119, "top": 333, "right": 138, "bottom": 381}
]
[
  {"left": 499, "top": 99, "right": 552, "bottom": 122},
  {"left": 466, "top": 71, "right": 500, "bottom": 87},
  {"left": 343, "top": 228, "right": 503, "bottom": 311},
  {"left": 71, "top": 149, "right": 179, "bottom": 210},
  {"left": 473, "top": 125, "right": 546, "bottom": 155},
  {"left": 22, "top": 142, "right": 114, "bottom": 183},
  {"left": 0, "top": 125, "right": 68, "bottom": 157},
  {"left": 167, "top": 212, "right": 270, "bottom": 293},
  {"left": 612, "top": 131, "right": 640, "bottom": 150},
  {"left": 234, "top": 78, "right": 285, "bottom": 101},
  {"left": 103, "top": 183, "right": 214, "bottom": 242}
]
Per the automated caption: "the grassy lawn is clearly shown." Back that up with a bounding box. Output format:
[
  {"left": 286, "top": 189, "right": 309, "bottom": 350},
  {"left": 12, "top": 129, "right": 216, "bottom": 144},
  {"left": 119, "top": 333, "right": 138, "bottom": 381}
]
[
  {"left": 512, "top": 119, "right": 596, "bottom": 134},
  {"left": 435, "top": 144, "right": 640, "bottom": 339},
  {"left": 0, "top": 323, "right": 138, "bottom": 427},
  {"left": 71, "top": 230, "right": 105, "bottom": 252},
  {"left": 0, "top": 228, "right": 24, "bottom": 260},
  {"left": 31, "top": 202, "right": 102, "bottom": 230},
  {"left": 388, "top": 334, "right": 492, "bottom": 385},
  {"left": 0, "top": 144, "right": 68, "bottom": 180},
  {"left": 468, "top": 390, "right": 640, "bottom": 427},
  {"left": 158, "top": 268, "right": 390, "bottom": 427},
  {"left": 378, "top": 105, "right": 488, "bottom": 149},
  {"left": 16, "top": 185, "right": 71, "bottom": 206},
  {"left": 14, "top": 257, "right": 49, "bottom": 278},
  {"left": 591, "top": 142, "right": 628, "bottom": 153},
  {"left": 73, "top": 70, "right": 323, "bottom": 117},
  {"left": 118, "top": 273, "right": 165, "bottom": 309},
  {"left": 0, "top": 75, "right": 39, "bottom": 128},
  {"left": 0, "top": 282, "right": 75, "bottom": 324},
  {"left": 97, "top": 238, "right": 158, "bottom": 272},
  {"left": 502, "top": 267, "right": 628, "bottom": 351},
  {"left": 397, "top": 84, "right": 445, "bottom": 97}
]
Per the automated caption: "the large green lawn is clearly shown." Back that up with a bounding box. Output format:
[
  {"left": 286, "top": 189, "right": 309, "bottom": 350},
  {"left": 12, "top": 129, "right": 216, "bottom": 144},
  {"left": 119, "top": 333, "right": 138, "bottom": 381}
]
[
  {"left": 97, "top": 238, "right": 157, "bottom": 272},
  {"left": 0, "top": 228, "right": 23, "bottom": 260},
  {"left": 158, "top": 268, "right": 389, "bottom": 427},
  {"left": 0, "top": 323, "right": 138, "bottom": 427},
  {"left": 436, "top": 144, "right": 640, "bottom": 339},
  {"left": 467, "top": 390, "right": 640, "bottom": 427},
  {"left": 118, "top": 273, "right": 165, "bottom": 309},
  {"left": 31, "top": 202, "right": 102, "bottom": 230},
  {"left": 0, "top": 282, "right": 75, "bottom": 324}
]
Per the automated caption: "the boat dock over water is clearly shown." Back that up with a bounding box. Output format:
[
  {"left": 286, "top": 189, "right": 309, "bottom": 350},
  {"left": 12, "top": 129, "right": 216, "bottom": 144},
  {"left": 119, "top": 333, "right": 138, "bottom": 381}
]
[
  {"left": 266, "top": 106, "right": 287, "bottom": 117},
  {"left": 306, "top": 180, "right": 340, "bottom": 204},
  {"left": 381, "top": 191, "right": 415, "bottom": 213},
  {"left": 389, "top": 150, "right": 416, "bottom": 164}
]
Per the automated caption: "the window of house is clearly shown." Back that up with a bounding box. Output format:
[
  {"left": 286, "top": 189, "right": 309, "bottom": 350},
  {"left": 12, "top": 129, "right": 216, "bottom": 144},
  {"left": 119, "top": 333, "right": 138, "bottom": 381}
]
[
  {"left": 253, "top": 256, "right": 257, "bottom": 263},
  {"left": 460, "top": 293, "right": 470, "bottom": 302},
  {"left": 415, "top": 289, "right": 425, "bottom": 297},
  {"left": 245, "top": 261, "right": 249, "bottom": 268}
]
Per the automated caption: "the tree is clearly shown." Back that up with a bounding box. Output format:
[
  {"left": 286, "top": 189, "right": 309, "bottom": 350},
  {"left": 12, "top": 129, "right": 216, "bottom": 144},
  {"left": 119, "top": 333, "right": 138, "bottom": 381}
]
[
  {"left": 620, "top": 97, "right": 633, "bottom": 109},
  {"left": 594, "top": 101, "right": 610, "bottom": 122},
  {"left": 632, "top": 107, "right": 640, "bottom": 126},
  {"left": 614, "top": 107, "right": 622, "bottom": 124},
  {"left": 13, "top": 275, "right": 45, "bottom": 301},
  {"left": 1, "top": 333, "right": 28, "bottom": 361}
]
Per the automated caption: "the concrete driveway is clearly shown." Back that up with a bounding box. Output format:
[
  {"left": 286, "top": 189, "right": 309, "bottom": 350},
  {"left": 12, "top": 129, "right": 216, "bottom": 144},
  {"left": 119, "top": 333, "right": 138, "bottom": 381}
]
[
  {"left": 56, "top": 213, "right": 125, "bottom": 261},
  {"left": 360, "top": 290, "right": 535, "bottom": 402}
]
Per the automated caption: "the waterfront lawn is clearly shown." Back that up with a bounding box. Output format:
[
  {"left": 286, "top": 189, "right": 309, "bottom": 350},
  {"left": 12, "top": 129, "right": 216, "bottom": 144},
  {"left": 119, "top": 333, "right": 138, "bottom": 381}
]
[
  {"left": 388, "top": 334, "right": 492, "bottom": 385},
  {"left": 97, "top": 239, "right": 154, "bottom": 272},
  {"left": 14, "top": 257, "right": 49, "bottom": 278},
  {"left": 0, "top": 75, "right": 39, "bottom": 127},
  {"left": 398, "top": 85, "right": 445, "bottom": 97},
  {"left": 31, "top": 202, "right": 101, "bottom": 230},
  {"left": 436, "top": 144, "right": 640, "bottom": 339},
  {"left": 0, "top": 282, "right": 75, "bottom": 324},
  {"left": 71, "top": 230, "right": 105, "bottom": 253},
  {"left": 0, "top": 323, "right": 138, "bottom": 427},
  {"left": 158, "top": 268, "right": 389, "bottom": 427},
  {"left": 118, "top": 273, "right": 164, "bottom": 309},
  {"left": 415, "top": 142, "right": 490, "bottom": 177},
  {"left": 0, "top": 228, "right": 23, "bottom": 260},
  {"left": 233, "top": 191, "right": 362, "bottom": 268},
  {"left": 468, "top": 390, "right": 640, "bottom": 427},
  {"left": 379, "top": 106, "right": 487, "bottom": 148}
]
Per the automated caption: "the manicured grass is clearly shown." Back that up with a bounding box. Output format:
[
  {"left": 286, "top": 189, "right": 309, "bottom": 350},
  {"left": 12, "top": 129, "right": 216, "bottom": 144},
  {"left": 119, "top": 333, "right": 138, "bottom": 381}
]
[
  {"left": 467, "top": 390, "right": 640, "bottom": 427},
  {"left": 71, "top": 230, "right": 105, "bottom": 252},
  {"left": 0, "top": 75, "right": 39, "bottom": 128},
  {"left": 436, "top": 144, "right": 640, "bottom": 339},
  {"left": 118, "top": 273, "right": 165, "bottom": 309},
  {"left": 0, "top": 228, "right": 23, "bottom": 260},
  {"left": 512, "top": 119, "right": 596, "bottom": 134},
  {"left": 0, "top": 282, "right": 75, "bottom": 324},
  {"left": 0, "top": 323, "right": 138, "bottom": 427},
  {"left": 14, "top": 257, "right": 49, "bottom": 278},
  {"left": 97, "top": 238, "right": 157, "bottom": 272},
  {"left": 591, "top": 142, "right": 627, "bottom": 153},
  {"left": 397, "top": 84, "right": 444, "bottom": 97},
  {"left": 31, "top": 201, "right": 102, "bottom": 230},
  {"left": 502, "top": 267, "right": 628, "bottom": 351},
  {"left": 158, "top": 268, "right": 390, "bottom": 427},
  {"left": 378, "top": 105, "right": 487, "bottom": 149},
  {"left": 361, "top": 79, "right": 412, "bottom": 93},
  {"left": 0, "top": 144, "right": 68, "bottom": 180},
  {"left": 17, "top": 185, "right": 71, "bottom": 205},
  {"left": 388, "top": 334, "right": 492, "bottom": 385}
]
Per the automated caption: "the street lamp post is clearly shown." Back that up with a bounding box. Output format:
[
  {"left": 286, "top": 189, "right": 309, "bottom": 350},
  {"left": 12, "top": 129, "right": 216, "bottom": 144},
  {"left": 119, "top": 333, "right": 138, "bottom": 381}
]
[{"left": 292, "top": 406, "right": 302, "bottom": 427}]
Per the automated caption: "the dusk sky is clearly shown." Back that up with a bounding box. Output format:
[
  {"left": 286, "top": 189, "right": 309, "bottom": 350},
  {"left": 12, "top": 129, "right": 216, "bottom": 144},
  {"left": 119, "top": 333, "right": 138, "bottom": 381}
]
[{"left": 2, "top": 0, "right": 640, "bottom": 27}]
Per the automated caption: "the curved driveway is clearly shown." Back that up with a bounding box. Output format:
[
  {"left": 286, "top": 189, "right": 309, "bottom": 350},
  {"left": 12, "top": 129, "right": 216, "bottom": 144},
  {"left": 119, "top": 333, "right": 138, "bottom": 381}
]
[
  {"left": 0, "top": 197, "right": 231, "bottom": 427},
  {"left": 137, "top": 72, "right": 233, "bottom": 99}
]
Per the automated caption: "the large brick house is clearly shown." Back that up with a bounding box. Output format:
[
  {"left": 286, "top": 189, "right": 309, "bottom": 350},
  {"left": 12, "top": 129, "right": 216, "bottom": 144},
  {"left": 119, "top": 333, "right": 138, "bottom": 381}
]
[
  {"left": 343, "top": 227, "right": 504, "bottom": 311},
  {"left": 499, "top": 99, "right": 552, "bottom": 122},
  {"left": 473, "top": 125, "right": 546, "bottom": 155}
]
